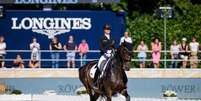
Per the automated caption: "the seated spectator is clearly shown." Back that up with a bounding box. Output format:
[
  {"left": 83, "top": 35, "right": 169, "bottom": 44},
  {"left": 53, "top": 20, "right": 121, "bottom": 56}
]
[
  {"left": 13, "top": 54, "right": 24, "bottom": 68},
  {"left": 64, "top": 35, "right": 77, "bottom": 68},
  {"left": 189, "top": 37, "right": 199, "bottom": 68},
  {"left": 137, "top": 40, "right": 148, "bottom": 68},
  {"left": 151, "top": 38, "right": 161, "bottom": 68},
  {"left": 170, "top": 40, "right": 180, "bottom": 68},
  {"left": 78, "top": 39, "right": 89, "bottom": 67},
  {"left": 0, "top": 36, "right": 6, "bottom": 68},
  {"left": 179, "top": 38, "right": 188, "bottom": 68},
  {"left": 29, "top": 56, "right": 39, "bottom": 68}
]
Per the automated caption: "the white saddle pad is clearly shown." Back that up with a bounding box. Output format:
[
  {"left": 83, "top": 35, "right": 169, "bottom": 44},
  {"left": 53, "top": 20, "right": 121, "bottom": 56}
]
[{"left": 89, "top": 64, "right": 97, "bottom": 78}]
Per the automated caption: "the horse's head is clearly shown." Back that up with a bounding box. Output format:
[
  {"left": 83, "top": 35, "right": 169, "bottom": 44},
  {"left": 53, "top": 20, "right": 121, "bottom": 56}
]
[{"left": 117, "top": 42, "right": 133, "bottom": 71}]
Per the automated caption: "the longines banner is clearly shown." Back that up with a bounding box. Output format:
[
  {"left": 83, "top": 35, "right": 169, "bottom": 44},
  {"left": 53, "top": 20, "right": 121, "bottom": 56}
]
[
  {"left": 0, "top": 0, "right": 120, "bottom": 4},
  {"left": 0, "top": 78, "right": 201, "bottom": 99},
  {"left": 0, "top": 10, "right": 125, "bottom": 67},
  {"left": 11, "top": 17, "right": 92, "bottom": 39}
]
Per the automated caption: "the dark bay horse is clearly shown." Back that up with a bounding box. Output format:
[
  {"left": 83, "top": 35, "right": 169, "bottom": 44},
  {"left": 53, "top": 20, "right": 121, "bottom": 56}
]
[{"left": 79, "top": 44, "right": 132, "bottom": 101}]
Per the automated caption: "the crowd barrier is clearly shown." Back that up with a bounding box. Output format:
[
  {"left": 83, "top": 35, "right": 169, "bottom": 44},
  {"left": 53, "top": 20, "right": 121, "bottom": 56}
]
[{"left": 1, "top": 50, "right": 201, "bottom": 68}]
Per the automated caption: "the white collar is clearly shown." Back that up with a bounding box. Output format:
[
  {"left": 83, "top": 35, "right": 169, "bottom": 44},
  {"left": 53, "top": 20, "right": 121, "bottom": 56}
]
[{"left": 105, "top": 34, "right": 110, "bottom": 39}]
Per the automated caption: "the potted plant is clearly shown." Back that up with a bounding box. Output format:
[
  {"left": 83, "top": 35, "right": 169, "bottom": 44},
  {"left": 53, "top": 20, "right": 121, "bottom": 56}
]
[
  {"left": 11, "top": 89, "right": 22, "bottom": 95},
  {"left": 75, "top": 86, "right": 87, "bottom": 95},
  {"left": 163, "top": 90, "right": 177, "bottom": 100}
]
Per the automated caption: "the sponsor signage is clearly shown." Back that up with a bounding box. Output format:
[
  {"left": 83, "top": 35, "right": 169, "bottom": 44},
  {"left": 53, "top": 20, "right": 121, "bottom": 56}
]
[
  {"left": 0, "top": 0, "right": 120, "bottom": 4},
  {"left": 11, "top": 17, "right": 92, "bottom": 39},
  {"left": 0, "top": 78, "right": 201, "bottom": 98}
]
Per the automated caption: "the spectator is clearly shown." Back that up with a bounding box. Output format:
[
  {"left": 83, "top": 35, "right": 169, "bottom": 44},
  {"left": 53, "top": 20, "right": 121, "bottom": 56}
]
[
  {"left": 189, "top": 37, "right": 199, "bottom": 68},
  {"left": 179, "top": 37, "right": 188, "bottom": 68},
  {"left": 78, "top": 39, "right": 89, "bottom": 67},
  {"left": 29, "top": 56, "right": 39, "bottom": 68},
  {"left": 13, "top": 54, "right": 24, "bottom": 68},
  {"left": 0, "top": 36, "right": 6, "bottom": 68},
  {"left": 30, "top": 37, "right": 40, "bottom": 61},
  {"left": 120, "top": 31, "right": 133, "bottom": 50},
  {"left": 120, "top": 32, "right": 132, "bottom": 44},
  {"left": 151, "top": 38, "right": 161, "bottom": 68},
  {"left": 137, "top": 40, "right": 148, "bottom": 68},
  {"left": 49, "top": 37, "right": 62, "bottom": 68},
  {"left": 64, "top": 35, "right": 77, "bottom": 68},
  {"left": 170, "top": 40, "right": 180, "bottom": 68}
]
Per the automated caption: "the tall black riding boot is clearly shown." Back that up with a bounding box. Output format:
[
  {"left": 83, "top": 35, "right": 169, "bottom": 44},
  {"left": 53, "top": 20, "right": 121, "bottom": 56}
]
[{"left": 92, "top": 69, "right": 100, "bottom": 90}]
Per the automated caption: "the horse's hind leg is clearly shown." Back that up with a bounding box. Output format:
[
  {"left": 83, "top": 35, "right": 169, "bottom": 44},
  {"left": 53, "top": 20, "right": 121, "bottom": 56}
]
[{"left": 121, "top": 89, "right": 130, "bottom": 101}]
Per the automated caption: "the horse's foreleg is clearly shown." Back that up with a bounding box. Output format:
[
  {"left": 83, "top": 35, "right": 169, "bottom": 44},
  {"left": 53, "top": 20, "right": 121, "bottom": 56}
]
[
  {"left": 86, "top": 89, "right": 94, "bottom": 101},
  {"left": 88, "top": 89, "right": 100, "bottom": 101},
  {"left": 89, "top": 92, "right": 95, "bottom": 101},
  {"left": 121, "top": 89, "right": 130, "bottom": 101},
  {"left": 93, "top": 93, "right": 100, "bottom": 101}
]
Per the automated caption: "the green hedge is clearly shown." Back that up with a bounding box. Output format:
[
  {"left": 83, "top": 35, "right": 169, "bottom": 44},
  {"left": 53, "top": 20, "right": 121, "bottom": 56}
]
[{"left": 111, "top": 0, "right": 201, "bottom": 68}]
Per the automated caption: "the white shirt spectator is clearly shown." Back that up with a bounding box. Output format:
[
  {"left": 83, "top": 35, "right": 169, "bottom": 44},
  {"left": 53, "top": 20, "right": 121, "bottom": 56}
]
[
  {"left": 189, "top": 42, "right": 199, "bottom": 52},
  {"left": 0, "top": 42, "right": 6, "bottom": 55},
  {"left": 170, "top": 45, "right": 180, "bottom": 55},
  {"left": 30, "top": 42, "right": 40, "bottom": 60},
  {"left": 120, "top": 36, "right": 132, "bottom": 45},
  {"left": 30, "top": 42, "right": 40, "bottom": 53},
  {"left": 137, "top": 44, "right": 148, "bottom": 58}
]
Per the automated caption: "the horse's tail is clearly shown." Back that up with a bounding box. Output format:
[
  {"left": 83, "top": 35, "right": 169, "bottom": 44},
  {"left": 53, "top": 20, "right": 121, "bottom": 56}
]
[
  {"left": 78, "top": 61, "right": 97, "bottom": 83},
  {"left": 78, "top": 63, "right": 88, "bottom": 80},
  {"left": 79, "top": 64, "right": 86, "bottom": 84}
]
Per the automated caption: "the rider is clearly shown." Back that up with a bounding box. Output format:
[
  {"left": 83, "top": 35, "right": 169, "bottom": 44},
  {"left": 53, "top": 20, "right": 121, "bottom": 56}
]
[{"left": 93, "top": 24, "right": 115, "bottom": 90}]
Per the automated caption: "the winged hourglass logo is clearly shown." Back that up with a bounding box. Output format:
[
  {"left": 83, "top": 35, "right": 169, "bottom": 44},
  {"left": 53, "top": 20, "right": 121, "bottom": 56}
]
[{"left": 32, "top": 29, "right": 70, "bottom": 39}]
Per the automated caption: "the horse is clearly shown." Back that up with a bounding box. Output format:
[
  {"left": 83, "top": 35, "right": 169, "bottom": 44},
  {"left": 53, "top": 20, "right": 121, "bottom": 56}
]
[{"left": 79, "top": 43, "right": 132, "bottom": 101}]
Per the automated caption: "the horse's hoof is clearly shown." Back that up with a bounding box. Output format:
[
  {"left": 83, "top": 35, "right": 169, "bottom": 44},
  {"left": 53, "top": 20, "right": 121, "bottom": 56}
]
[{"left": 126, "top": 95, "right": 130, "bottom": 101}]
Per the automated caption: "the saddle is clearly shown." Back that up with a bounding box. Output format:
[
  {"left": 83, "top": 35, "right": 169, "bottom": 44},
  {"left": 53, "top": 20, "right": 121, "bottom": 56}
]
[{"left": 89, "top": 60, "right": 107, "bottom": 79}]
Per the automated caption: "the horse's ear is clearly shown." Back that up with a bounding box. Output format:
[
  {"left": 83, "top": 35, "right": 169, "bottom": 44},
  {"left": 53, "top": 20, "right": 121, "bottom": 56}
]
[
  {"left": 121, "top": 40, "right": 126, "bottom": 47},
  {"left": 123, "top": 40, "right": 126, "bottom": 45}
]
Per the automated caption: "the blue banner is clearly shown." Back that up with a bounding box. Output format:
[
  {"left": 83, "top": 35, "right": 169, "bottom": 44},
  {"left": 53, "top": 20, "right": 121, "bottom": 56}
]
[
  {"left": 0, "top": 10, "right": 126, "bottom": 67},
  {"left": 0, "top": 0, "right": 120, "bottom": 4}
]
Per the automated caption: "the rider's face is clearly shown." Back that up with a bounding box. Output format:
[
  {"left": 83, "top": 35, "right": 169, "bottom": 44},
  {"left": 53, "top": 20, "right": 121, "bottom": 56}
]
[{"left": 104, "top": 29, "right": 111, "bottom": 34}]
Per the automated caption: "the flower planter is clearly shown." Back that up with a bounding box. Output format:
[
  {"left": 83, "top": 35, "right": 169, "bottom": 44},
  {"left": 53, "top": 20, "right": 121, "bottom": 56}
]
[{"left": 164, "top": 97, "right": 178, "bottom": 100}]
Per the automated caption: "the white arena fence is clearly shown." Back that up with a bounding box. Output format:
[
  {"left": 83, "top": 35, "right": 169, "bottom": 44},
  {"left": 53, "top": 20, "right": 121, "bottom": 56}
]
[
  {"left": 2, "top": 50, "right": 201, "bottom": 68},
  {"left": 0, "top": 95, "right": 200, "bottom": 101}
]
